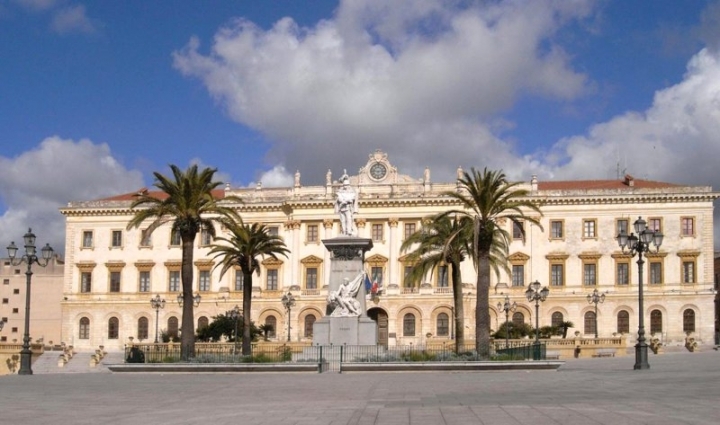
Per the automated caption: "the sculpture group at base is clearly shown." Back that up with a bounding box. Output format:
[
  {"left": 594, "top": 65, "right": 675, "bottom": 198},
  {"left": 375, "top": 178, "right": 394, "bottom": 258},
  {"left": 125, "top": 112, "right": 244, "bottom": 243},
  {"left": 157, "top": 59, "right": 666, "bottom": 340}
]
[{"left": 327, "top": 271, "right": 365, "bottom": 317}]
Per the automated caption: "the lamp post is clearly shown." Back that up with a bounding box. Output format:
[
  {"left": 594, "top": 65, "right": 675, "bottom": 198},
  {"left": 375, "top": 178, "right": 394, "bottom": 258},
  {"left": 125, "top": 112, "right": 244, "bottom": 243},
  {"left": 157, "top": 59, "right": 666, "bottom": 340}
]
[
  {"left": 227, "top": 305, "right": 242, "bottom": 353},
  {"left": 497, "top": 295, "right": 517, "bottom": 349},
  {"left": 617, "top": 216, "right": 663, "bottom": 370},
  {"left": 177, "top": 292, "right": 201, "bottom": 307},
  {"left": 6, "top": 228, "right": 54, "bottom": 375},
  {"left": 150, "top": 295, "right": 166, "bottom": 343},
  {"left": 525, "top": 280, "right": 549, "bottom": 360},
  {"left": 281, "top": 292, "right": 296, "bottom": 342},
  {"left": 586, "top": 289, "right": 605, "bottom": 339}
]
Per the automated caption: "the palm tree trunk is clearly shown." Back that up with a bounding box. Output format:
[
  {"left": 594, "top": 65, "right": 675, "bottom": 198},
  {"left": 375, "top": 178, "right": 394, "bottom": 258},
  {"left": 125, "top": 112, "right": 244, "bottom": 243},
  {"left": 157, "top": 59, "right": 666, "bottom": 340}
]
[
  {"left": 475, "top": 250, "right": 491, "bottom": 359},
  {"left": 180, "top": 238, "right": 196, "bottom": 360},
  {"left": 242, "top": 271, "right": 253, "bottom": 356},
  {"left": 451, "top": 261, "right": 464, "bottom": 353}
]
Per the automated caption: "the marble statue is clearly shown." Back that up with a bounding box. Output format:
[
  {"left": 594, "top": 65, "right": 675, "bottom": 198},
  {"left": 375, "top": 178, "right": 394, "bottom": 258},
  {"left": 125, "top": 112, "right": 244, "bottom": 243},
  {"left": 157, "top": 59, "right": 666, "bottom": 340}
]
[
  {"left": 334, "top": 170, "right": 358, "bottom": 236},
  {"left": 327, "top": 272, "right": 365, "bottom": 317}
]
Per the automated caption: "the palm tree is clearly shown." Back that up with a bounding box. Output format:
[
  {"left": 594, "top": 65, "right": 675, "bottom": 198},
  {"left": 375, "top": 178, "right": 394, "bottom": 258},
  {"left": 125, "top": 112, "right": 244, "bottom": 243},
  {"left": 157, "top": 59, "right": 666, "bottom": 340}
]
[
  {"left": 401, "top": 215, "right": 471, "bottom": 353},
  {"left": 443, "top": 168, "right": 543, "bottom": 359},
  {"left": 127, "top": 164, "right": 241, "bottom": 360},
  {"left": 209, "top": 222, "right": 289, "bottom": 355}
]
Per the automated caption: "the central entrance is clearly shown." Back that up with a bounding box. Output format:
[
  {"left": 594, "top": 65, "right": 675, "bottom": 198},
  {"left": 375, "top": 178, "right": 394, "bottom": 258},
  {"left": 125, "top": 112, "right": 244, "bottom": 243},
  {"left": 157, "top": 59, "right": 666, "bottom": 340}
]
[{"left": 367, "top": 307, "right": 388, "bottom": 348}]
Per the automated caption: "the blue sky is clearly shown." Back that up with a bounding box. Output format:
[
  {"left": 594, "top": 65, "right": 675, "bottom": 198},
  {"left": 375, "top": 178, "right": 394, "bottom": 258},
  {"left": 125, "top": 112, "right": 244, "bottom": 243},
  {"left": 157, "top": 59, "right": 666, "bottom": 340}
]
[{"left": 2, "top": 0, "right": 720, "bottom": 252}]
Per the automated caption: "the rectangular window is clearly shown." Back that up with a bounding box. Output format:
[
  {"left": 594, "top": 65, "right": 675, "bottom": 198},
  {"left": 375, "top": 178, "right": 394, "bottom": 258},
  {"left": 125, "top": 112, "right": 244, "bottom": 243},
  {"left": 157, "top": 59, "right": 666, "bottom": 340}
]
[
  {"left": 82, "top": 231, "right": 93, "bottom": 248},
  {"left": 198, "top": 270, "right": 210, "bottom": 291},
  {"left": 583, "top": 264, "right": 597, "bottom": 286},
  {"left": 551, "top": 264, "right": 564, "bottom": 286},
  {"left": 617, "top": 263, "right": 629, "bottom": 286},
  {"left": 371, "top": 267, "right": 383, "bottom": 286},
  {"left": 512, "top": 221, "right": 524, "bottom": 240},
  {"left": 550, "top": 220, "right": 563, "bottom": 239},
  {"left": 650, "top": 262, "right": 663, "bottom": 285},
  {"left": 3, "top": 279, "right": 9, "bottom": 285},
  {"left": 403, "top": 266, "right": 413, "bottom": 287},
  {"left": 437, "top": 265, "right": 449, "bottom": 288},
  {"left": 306, "top": 224, "right": 319, "bottom": 243},
  {"left": 305, "top": 267, "right": 318, "bottom": 289},
  {"left": 683, "top": 261, "right": 695, "bottom": 283},
  {"left": 267, "top": 269, "right": 278, "bottom": 290},
  {"left": 109, "top": 271, "right": 121, "bottom": 293},
  {"left": 139, "top": 271, "right": 150, "bottom": 293},
  {"left": 13, "top": 288, "right": 19, "bottom": 294},
  {"left": 170, "top": 230, "right": 181, "bottom": 246},
  {"left": 404, "top": 222, "right": 416, "bottom": 240},
  {"left": 681, "top": 217, "right": 694, "bottom": 236},
  {"left": 616, "top": 219, "right": 628, "bottom": 236},
  {"left": 1, "top": 298, "right": 7, "bottom": 304},
  {"left": 583, "top": 219, "right": 596, "bottom": 238},
  {"left": 140, "top": 229, "right": 152, "bottom": 247},
  {"left": 234, "top": 272, "right": 244, "bottom": 291},
  {"left": 168, "top": 271, "right": 180, "bottom": 292},
  {"left": 371, "top": 223, "right": 383, "bottom": 242},
  {"left": 512, "top": 265, "right": 524, "bottom": 287},
  {"left": 200, "top": 227, "right": 212, "bottom": 246},
  {"left": 648, "top": 218, "right": 662, "bottom": 233},
  {"left": 81, "top": 272, "right": 92, "bottom": 293},
  {"left": 267, "top": 226, "right": 279, "bottom": 237},
  {"left": 111, "top": 230, "right": 122, "bottom": 248}
]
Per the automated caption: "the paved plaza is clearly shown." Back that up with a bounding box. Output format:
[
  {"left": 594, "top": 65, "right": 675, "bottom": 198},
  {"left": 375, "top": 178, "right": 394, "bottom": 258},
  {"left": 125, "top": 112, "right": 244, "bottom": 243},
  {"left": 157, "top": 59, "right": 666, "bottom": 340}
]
[{"left": 1, "top": 350, "right": 718, "bottom": 425}]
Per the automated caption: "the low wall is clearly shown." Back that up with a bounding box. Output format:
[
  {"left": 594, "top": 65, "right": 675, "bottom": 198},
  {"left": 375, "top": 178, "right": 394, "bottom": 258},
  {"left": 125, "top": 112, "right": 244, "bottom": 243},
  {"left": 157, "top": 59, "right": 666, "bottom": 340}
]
[{"left": 0, "top": 343, "right": 44, "bottom": 375}]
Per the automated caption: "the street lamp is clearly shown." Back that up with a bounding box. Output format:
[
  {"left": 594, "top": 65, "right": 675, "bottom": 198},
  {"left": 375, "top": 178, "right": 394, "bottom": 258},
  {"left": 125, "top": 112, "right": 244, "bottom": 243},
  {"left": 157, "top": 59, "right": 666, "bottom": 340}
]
[
  {"left": 177, "top": 292, "right": 201, "bottom": 307},
  {"left": 150, "top": 294, "right": 166, "bottom": 343},
  {"left": 227, "top": 305, "right": 242, "bottom": 353},
  {"left": 525, "top": 280, "right": 549, "bottom": 360},
  {"left": 497, "top": 295, "right": 517, "bottom": 349},
  {"left": 586, "top": 288, "right": 605, "bottom": 339},
  {"left": 617, "top": 216, "right": 663, "bottom": 370},
  {"left": 281, "top": 292, "right": 296, "bottom": 342},
  {"left": 6, "top": 228, "right": 54, "bottom": 375}
]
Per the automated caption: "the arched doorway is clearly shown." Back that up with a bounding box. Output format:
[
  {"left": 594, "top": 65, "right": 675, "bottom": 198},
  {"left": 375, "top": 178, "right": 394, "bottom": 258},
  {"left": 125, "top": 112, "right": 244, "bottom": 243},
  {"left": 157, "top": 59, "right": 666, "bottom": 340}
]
[{"left": 367, "top": 307, "right": 388, "bottom": 348}]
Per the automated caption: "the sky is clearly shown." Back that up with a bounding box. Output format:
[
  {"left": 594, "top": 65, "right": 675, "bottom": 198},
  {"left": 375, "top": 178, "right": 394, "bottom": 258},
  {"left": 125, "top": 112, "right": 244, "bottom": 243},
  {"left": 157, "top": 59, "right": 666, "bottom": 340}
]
[{"left": 2, "top": 0, "right": 720, "bottom": 254}]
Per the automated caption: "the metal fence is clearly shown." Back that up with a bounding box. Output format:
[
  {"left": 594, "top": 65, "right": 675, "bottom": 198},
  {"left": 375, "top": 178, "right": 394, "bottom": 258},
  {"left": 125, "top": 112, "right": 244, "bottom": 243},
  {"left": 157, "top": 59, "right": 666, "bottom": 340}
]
[{"left": 124, "top": 342, "right": 548, "bottom": 371}]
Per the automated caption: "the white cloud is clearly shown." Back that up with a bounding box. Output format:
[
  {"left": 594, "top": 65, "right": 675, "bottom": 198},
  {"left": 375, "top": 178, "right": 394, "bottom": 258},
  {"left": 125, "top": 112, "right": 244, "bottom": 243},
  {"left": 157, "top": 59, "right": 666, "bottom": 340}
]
[
  {"left": 173, "top": 0, "right": 593, "bottom": 183},
  {"left": 50, "top": 4, "right": 95, "bottom": 34},
  {"left": 0, "top": 137, "right": 143, "bottom": 254},
  {"left": 248, "top": 165, "right": 294, "bottom": 188}
]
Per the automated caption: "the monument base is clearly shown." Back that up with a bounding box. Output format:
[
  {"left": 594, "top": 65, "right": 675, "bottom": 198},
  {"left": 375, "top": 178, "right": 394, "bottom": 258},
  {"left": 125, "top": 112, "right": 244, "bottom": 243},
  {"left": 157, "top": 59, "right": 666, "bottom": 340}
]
[{"left": 313, "top": 316, "right": 377, "bottom": 346}]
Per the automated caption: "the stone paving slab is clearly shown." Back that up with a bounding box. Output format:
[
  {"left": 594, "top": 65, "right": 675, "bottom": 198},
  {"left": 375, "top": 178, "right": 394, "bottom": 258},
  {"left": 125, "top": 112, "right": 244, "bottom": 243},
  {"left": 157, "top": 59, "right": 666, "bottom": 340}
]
[{"left": 0, "top": 350, "right": 718, "bottom": 424}]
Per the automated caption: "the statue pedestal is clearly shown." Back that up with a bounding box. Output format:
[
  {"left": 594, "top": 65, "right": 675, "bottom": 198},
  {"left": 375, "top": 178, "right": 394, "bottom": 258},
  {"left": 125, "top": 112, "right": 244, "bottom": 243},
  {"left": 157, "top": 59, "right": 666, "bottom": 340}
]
[
  {"left": 312, "top": 236, "right": 377, "bottom": 346},
  {"left": 313, "top": 316, "right": 377, "bottom": 345}
]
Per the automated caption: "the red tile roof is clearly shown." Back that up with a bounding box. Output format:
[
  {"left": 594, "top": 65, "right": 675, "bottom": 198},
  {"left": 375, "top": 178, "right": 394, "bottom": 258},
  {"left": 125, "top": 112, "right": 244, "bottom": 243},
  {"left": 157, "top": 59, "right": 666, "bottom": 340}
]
[
  {"left": 537, "top": 179, "right": 679, "bottom": 191},
  {"left": 97, "top": 188, "right": 227, "bottom": 202}
]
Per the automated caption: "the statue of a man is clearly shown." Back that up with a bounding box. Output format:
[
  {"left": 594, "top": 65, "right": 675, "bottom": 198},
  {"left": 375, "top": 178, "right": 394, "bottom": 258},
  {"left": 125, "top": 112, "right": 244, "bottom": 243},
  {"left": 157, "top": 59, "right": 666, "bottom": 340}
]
[
  {"left": 327, "top": 273, "right": 364, "bottom": 317},
  {"left": 335, "top": 170, "right": 358, "bottom": 236}
]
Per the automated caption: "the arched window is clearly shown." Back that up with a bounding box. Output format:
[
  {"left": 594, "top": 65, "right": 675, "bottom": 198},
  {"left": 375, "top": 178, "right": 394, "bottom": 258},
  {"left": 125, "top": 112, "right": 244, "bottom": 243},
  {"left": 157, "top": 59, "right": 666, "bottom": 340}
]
[
  {"left": 650, "top": 310, "right": 662, "bottom": 335},
  {"left": 617, "top": 310, "right": 629, "bottom": 334},
  {"left": 197, "top": 316, "right": 209, "bottom": 331},
  {"left": 265, "top": 316, "right": 277, "bottom": 338},
  {"left": 512, "top": 312, "right": 524, "bottom": 327},
  {"left": 682, "top": 309, "right": 695, "bottom": 333},
  {"left": 584, "top": 311, "right": 596, "bottom": 335},
  {"left": 304, "top": 315, "right": 316, "bottom": 338},
  {"left": 551, "top": 312, "right": 563, "bottom": 328},
  {"left": 403, "top": 313, "right": 416, "bottom": 336},
  {"left": 137, "top": 317, "right": 149, "bottom": 340},
  {"left": 108, "top": 317, "right": 119, "bottom": 339},
  {"left": 79, "top": 317, "right": 90, "bottom": 340},
  {"left": 167, "top": 316, "right": 179, "bottom": 340},
  {"left": 436, "top": 313, "right": 449, "bottom": 337}
]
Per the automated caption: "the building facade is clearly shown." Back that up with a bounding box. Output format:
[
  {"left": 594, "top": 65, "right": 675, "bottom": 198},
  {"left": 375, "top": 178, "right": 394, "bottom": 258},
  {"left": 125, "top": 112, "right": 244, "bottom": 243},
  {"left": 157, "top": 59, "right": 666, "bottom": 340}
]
[{"left": 59, "top": 151, "right": 718, "bottom": 352}]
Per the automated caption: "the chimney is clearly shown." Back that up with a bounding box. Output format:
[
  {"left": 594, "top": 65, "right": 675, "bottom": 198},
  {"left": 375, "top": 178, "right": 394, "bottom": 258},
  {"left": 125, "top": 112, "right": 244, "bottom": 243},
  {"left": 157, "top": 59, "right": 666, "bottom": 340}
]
[{"left": 623, "top": 174, "right": 635, "bottom": 187}]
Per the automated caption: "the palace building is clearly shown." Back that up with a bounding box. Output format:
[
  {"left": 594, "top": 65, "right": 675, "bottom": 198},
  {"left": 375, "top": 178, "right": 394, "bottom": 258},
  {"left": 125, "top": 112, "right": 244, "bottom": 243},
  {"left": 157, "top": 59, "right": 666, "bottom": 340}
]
[{"left": 59, "top": 151, "right": 718, "bottom": 352}]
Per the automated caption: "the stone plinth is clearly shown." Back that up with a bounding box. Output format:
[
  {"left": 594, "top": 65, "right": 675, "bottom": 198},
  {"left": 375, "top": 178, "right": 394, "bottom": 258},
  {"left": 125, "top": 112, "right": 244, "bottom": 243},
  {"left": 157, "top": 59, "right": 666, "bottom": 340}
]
[
  {"left": 312, "top": 316, "right": 378, "bottom": 346},
  {"left": 312, "top": 236, "right": 377, "bottom": 346}
]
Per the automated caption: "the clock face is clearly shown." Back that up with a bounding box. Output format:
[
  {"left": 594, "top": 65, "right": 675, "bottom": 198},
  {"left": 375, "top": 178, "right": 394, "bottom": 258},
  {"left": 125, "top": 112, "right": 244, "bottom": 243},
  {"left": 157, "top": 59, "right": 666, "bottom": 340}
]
[{"left": 370, "top": 162, "right": 387, "bottom": 180}]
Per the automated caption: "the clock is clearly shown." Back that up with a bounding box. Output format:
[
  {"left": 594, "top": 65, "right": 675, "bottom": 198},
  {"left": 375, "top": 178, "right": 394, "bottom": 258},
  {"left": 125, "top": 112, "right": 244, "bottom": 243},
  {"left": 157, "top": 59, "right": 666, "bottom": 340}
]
[{"left": 369, "top": 162, "right": 387, "bottom": 180}]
